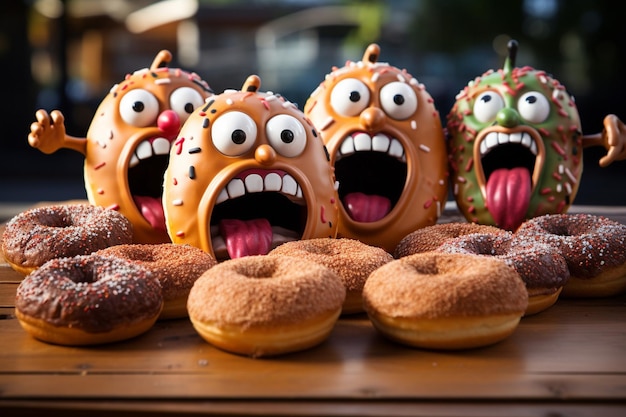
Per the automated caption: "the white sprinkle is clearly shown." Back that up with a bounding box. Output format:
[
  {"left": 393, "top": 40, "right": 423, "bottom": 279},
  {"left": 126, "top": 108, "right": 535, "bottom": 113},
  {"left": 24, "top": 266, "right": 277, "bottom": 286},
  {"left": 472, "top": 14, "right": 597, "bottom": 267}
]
[
  {"left": 154, "top": 78, "right": 171, "bottom": 85},
  {"left": 172, "top": 199, "right": 183, "bottom": 206},
  {"left": 419, "top": 144, "right": 431, "bottom": 153},
  {"left": 411, "top": 120, "right": 417, "bottom": 130}
]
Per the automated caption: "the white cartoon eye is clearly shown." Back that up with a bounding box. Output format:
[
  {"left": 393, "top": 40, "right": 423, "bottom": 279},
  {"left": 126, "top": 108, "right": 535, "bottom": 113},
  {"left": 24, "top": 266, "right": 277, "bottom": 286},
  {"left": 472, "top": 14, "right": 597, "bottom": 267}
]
[
  {"left": 518, "top": 91, "right": 550, "bottom": 124},
  {"left": 211, "top": 111, "right": 257, "bottom": 156},
  {"left": 119, "top": 89, "right": 160, "bottom": 127},
  {"left": 379, "top": 82, "right": 418, "bottom": 120},
  {"left": 330, "top": 78, "right": 371, "bottom": 117},
  {"left": 266, "top": 114, "right": 307, "bottom": 157},
  {"left": 473, "top": 91, "right": 505, "bottom": 123},
  {"left": 170, "top": 87, "right": 205, "bottom": 123}
]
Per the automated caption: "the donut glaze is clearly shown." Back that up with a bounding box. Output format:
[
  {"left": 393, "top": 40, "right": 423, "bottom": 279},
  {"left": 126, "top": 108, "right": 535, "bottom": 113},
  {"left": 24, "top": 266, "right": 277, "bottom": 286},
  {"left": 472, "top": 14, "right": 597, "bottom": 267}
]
[
  {"left": 96, "top": 243, "right": 217, "bottom": 319},
  {"left": 437, "top": 233, "right": 569, "bottom": 315},
  {"left": 269, "top": 238, "right": 393, "bottom": 314},
  {"left": 363, "top": 252, "right": 528, "bottom": 350},
  {"left": 515, "top": 213, "right": 626, "bottom": 297},
  {"left": 15, "top": 254, "right": 163, "bottom": 345},
  {"left": 394, "top": 222, "right": 509, "bottom": 258},
  {"left": 187, "top": 255, "right": 345, "bottom": 357},
  {"left": 2, "top": 204, "right": 133, "bottom": 275}
]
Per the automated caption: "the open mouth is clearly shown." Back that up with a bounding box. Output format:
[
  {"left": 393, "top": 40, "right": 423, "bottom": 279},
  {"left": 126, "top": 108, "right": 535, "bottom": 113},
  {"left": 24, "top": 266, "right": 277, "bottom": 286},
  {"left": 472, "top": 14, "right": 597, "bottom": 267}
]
[
  {"left": 210, "top": 169, "right": 305, "bottom": 260},
  {"left": 478, "top": 129, "right": 541, "bottom": 230},
  {"left": 128, "top": 137, "right": 172, "bottom": 231},
  {"left": 334, "top": 132, "right": 407, "bottom": 223}
]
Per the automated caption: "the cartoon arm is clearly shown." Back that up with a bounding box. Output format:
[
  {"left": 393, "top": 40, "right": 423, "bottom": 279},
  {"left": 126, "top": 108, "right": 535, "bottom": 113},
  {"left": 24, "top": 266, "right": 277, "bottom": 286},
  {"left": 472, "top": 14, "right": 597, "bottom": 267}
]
[
  {"left": 28, "top": 109, "right": 87, "bottom": 156},
  {"left": 582, "top": 114, "right": 626, "bottom": 167}
]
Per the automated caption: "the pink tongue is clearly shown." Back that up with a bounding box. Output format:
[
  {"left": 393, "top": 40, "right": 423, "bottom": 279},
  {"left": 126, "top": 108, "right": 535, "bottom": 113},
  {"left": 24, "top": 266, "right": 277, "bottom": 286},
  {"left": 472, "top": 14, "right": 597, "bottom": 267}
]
[
  {"left": 219, "top": 218, "right": 273, "bottom": 259},
  {"left": 343, "top": 192, "right": 391, "bottom": 222},
  {"left": 485, "top": 167, "right": 531, "bottom": 231},
  {"left": 133, "top": 196, "right": 166, "bottom": 231}
]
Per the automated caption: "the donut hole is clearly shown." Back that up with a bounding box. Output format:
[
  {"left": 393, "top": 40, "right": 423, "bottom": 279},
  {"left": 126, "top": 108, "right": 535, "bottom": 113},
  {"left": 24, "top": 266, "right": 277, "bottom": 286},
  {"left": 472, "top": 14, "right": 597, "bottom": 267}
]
[
  {"left": 36, "top": 212, "right": 74, "bottom": 228},
  {"left": 233, "top": 259, "right": 278, "bottom": 280}
]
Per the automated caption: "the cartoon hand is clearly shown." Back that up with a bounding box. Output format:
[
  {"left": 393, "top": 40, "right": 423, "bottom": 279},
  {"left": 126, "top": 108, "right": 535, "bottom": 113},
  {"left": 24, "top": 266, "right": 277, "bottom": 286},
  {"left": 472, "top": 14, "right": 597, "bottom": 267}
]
[
  {"left": 599, "top": 114, "right": 626, "bottom": 167},
  {"left": 28, "top": 109, "right": 86, "bottom": 155}
]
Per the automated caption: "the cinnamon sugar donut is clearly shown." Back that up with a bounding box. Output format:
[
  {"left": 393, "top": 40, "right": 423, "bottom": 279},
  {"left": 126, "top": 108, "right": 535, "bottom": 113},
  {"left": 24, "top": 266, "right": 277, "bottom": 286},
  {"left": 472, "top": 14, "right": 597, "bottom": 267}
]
[
  {"left": 96, "top": 244, "right": 217, "bottom": 319},
  {"left": 2, "top": 204, "right": 133, "bottom": 275},
  {"left": 188, "top": 255, "right": 345, "bottom": 357},
  {"left": 394, "top": 222, "right": 509, "bottom": 258},
  {"left": 515, "top": 213, "right": 626, "bottom": 297},
  {"left": 15, "top": 254, "right": 162, "bottom": 346},
  {"left": 437, "top": 233, "right": 569, "bottom": 315},
  {"left": 363, "top": 252, "right": 528, "bottom": 350},
  {"left": 269, "top": 238, "right": 393, "bottom": 314}
]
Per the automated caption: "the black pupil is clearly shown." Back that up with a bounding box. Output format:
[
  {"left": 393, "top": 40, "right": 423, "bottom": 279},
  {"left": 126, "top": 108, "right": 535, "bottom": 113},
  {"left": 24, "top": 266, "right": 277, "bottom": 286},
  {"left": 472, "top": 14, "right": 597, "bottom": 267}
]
[
  {"left": 232, "top": 129, "right": 246, "bottom": 144},
  {"left": 132, "top": 101, "right": 145, "bottom": 112},
  {"left": 281, "top": 130, "right": 294, "bottom": 143},
  {"left": 481, "top": 95, "right": 492, "bottom": 103},
  {"left": 393, "top": 94, "right": 404, "bottom": 105},
  {"left": 184, "top": 103, "right": 194, "bottom": 113},
  {"left": 349, "top": 91, "right": 361, "bottom": 102},
  {"left": 526, "top": 95, "right": 537, "bottom": 104}
]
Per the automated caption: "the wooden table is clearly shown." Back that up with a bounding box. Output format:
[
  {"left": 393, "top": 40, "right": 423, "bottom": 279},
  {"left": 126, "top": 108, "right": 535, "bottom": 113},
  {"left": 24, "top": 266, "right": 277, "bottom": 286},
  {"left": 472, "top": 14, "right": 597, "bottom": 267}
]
[{"left": 1, "top": 203, "right": 625, "bottom": 416}]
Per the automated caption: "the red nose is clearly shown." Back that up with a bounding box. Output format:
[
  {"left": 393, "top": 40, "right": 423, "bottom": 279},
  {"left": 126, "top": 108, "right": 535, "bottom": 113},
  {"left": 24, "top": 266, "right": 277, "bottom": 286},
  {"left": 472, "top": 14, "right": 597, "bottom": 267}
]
[{"left": 157, "top": 110, "right": 180, "bottom": 138}]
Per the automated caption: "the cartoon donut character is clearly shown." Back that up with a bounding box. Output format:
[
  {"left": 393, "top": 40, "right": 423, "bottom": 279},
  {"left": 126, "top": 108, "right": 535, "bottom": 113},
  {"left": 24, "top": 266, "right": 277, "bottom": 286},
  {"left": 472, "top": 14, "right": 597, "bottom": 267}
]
[
  {"left": 28, "top": 50, "right": 214, "bottom": 243},
  {"left": 447, "top": 40, "right": 626, "bottom": 231},
  {"left": 163, "top": 75, "right": 339, "bottom": 261},
  {"left": 304, "top": 43, "right": 448, "bottom": 253}
]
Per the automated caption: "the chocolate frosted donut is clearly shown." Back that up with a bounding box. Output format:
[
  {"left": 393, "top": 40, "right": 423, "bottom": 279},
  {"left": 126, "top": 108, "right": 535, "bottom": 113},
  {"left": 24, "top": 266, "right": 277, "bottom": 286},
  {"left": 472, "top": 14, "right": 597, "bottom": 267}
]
[
  {"left": 515, "top": 213, "right": 626, "bottom": 297},
  {"left": 96, "top": 243, "right": 217, "bottom": 319},
  {"left": 15, "top": 254, "right": 163, "bottom": 345},
  {"left": 394, "top": 222, "right": 509, "bottom": 258},
  {"left": 269, "top": 238, "right": 393, "bottom": 314},
  {"left": 437, "top": 233, "right": 569, "bottom": 315},
  {"left": 2, "top": 204, "right": 133, "bottom": 275}
]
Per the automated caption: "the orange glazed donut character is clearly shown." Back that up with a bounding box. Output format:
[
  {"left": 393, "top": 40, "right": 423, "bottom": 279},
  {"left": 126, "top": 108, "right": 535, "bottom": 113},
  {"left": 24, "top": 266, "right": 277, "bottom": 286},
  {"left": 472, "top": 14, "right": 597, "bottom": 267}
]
[
  {"left": 28, "top": 50, "right": 213, "bottom": 244},
  {"left": 163, "top": 75, "right": 339, "bottom": 260},
  {"left": 304, "top": 43, "right": 448, "bottom": 252}
]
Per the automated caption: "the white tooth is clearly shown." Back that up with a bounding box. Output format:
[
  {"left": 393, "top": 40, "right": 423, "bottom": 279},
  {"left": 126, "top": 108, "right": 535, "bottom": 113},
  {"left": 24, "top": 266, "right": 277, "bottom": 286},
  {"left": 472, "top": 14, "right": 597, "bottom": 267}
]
[
  {"left": 510, "top": 132, "right": 522, "bottom": 143},
  {"left": 372, "top": 134, "right": 390, "bottom": 152},
  {"left": 136, "top": 141, "right": 153, "bottom": 160},
  {"left": 388, "top": 139, "right": 403, "bottom": 158},
  {"left": 296, "top": 185, "right": 303, "bottom": 199},
  {"left": 353, "top": 133, "right": 371, "bottom": 151},
  {"left": 485, "top": 132, "right": 498, "bottom": 149},
  {"left": 216, "top": 188, "right": 229, "bottom": 204},
  {"left": 152, "top": 138, "right": 171, "bottom": 155},
  {"left": 281, "top": 174, "right": 298, "bottom": 195},
  {"left": 521, "top": 132, "right": 532, "bottom": 148},
  {"left": 245, "top": 174, "right": 263, "bottom": 193},
  {"left": 480, "top": 140, "right": 488, "bottom": 155},
  {"left": 227, "top": 179, "right": 245, "bottom": 198},
  {"left": 340, "top": 136, "right": 355, "bottom": 156},
  {"left": 265, "top": 172, "right": 282, "bottom": 191},
  {"left": 530, "top": 141, "right": 538, "bottom": 155},
  {"left": 129, "top": 154, "right": 140, "bottom": 167},
  {"left": 498, "top": 133, "right": 509, "bottom": 144}
]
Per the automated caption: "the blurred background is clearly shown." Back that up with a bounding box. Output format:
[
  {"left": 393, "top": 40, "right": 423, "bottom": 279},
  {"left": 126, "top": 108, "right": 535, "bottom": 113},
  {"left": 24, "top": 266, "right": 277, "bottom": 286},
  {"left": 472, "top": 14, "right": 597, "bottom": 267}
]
[{"left": 1, "top": 0, "right": 625, "bottom": 220}]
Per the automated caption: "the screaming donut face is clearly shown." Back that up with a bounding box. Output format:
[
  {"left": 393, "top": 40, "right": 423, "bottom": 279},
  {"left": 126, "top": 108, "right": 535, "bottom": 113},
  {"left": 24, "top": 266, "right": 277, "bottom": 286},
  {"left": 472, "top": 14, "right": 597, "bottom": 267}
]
[
  {"left": 163, "top": 75, "right": 339, "bottom": 261},
  {"left": 304, "top": 43, "right": 448, "bottom": 252},
  {"left": 447, "top": 41, "right": 583, "bottom": 231},
  {"left": 84, "top": 50, "right": 213, "bottom": 243}
]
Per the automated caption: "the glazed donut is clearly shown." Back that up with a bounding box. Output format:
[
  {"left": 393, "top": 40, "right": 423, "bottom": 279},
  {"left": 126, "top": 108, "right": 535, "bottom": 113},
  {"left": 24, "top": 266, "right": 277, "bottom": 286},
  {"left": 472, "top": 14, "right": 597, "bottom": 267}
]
[
  {"left": 437, "top": 233, "right": 569, "bottom": 315},
  {"left": 15, "top": 254, "right": 163, "bottom": 346},
  {"left": 187, "top": 255, "right": 345, "bottom": 357},
  {"left": 95, "top": 244, "right": 217, "bottom": 319},
  {"left": 269, "top": 238, "right": 393, "bottom": 314},
  {"left": 394, "top": 222, "right": 509, "bottom": 258},
  {"left": 515, "top": 213, "right": 626, "bottom": 297},
  {"left": 2, "top": 204, "right": 133, "bottom": 275},
  {"left": 362, "top": 252, "right": 528, "bottom": 350}
]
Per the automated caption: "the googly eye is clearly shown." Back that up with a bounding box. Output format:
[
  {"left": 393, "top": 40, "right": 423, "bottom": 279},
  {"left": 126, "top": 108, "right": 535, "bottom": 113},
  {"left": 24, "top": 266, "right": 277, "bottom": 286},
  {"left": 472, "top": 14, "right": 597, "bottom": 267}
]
[
  {"left": 330, "top": 78, "right": 371, "bottom": 117},
  {"left": 266, "top": 114, "right": 307, "bottom": 158},
  {"left": 473, "top": 91, "right": 505, "bottom": 123},
  {"left": 379, "top": 82, "right": 418, "bottom": 120},
  {"left": 518, "top": 91, "right": 550, "bottom": 124},
  {"left": 211, "top": 111, "right": 257, "bottom": 156},
  {"left": 169, "top": 87, "right": 205, "bottom": 123},
  {"left": 119, "top": 89, "right": 160, "bottom": 127}
]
